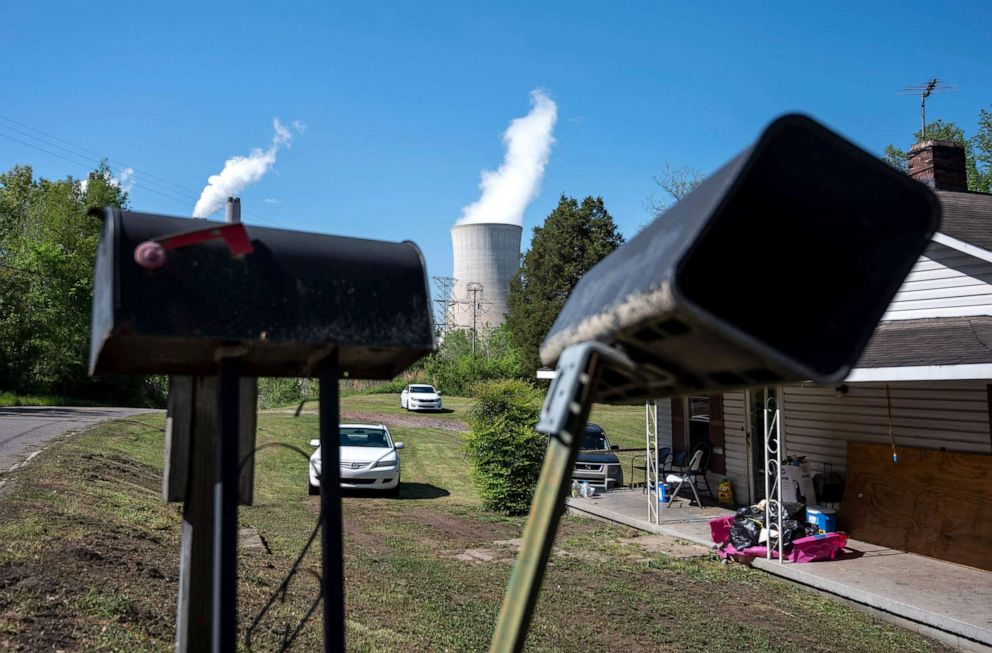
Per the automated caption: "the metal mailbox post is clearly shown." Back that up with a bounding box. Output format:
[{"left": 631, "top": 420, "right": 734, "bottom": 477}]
[
  {"left": 89, "top": 209, "right": 434, "bottom": 653},
  {"left": 489, "top": 114, "right": 941, "bottom": 652}
]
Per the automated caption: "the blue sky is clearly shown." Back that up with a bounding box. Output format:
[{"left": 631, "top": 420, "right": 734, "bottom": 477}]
[{"left": 2, "top": 1, "right": 990, "bottom": 281}]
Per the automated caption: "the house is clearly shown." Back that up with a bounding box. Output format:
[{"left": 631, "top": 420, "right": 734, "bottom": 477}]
[{"left": 658, "top": 138, "right": 992, "bottom": 534}]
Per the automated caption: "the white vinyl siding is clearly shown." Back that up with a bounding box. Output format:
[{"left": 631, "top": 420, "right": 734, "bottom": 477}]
[
  {"left": 721, "top": 392, "right": 751, "bottom": 503},
  {"left": 780, "top": 382, "right": 992, "bottom": 477},
  {"left": 882, "top": 243, "right": 992, "bottom": 320},
  {"left": 657, "top": 401, "right": 673, "bottom": 450}
]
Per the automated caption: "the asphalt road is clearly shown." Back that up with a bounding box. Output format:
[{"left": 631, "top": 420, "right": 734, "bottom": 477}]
[{"left": 0, "top": 406, "right": 158, "bottom": 473}]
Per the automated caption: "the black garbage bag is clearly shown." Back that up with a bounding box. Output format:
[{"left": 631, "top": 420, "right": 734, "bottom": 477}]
[
  {"left": 781, "top": 502, "right": 807, "bottom": 523},
  {"left": 776, "top": 518, "right": 806, "bottom": 548},
  {"left": 730, "top": 507, "right": 764, "bottom": 550}
]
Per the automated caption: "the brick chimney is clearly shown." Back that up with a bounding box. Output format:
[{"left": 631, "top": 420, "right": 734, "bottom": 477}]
[{"left": 907, "top": 139, "right": 968, "bottom": 191}]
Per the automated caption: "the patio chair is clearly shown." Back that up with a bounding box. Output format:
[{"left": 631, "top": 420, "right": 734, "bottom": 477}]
[
  {"left": 630, "top": 447, "right": 672, "bottom": 492},
  {"left": 664, "top": 441, "right": 713, "bottom": 507}
]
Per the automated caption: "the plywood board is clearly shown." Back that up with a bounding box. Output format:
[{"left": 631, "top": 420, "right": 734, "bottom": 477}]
[{"left": 838, "top": 442, "right": 992, "bottom": 571}]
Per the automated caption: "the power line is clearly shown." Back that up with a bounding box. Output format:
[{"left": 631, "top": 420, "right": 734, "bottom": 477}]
[
  {"left": 0, "top": 114, "right": 202, "bottom": 199},
  {"left": 0, "top": 115, "right": 286, "bottom": 228},
  {"left": 0, "top": 131, "right": 204, "bottom": 209}
]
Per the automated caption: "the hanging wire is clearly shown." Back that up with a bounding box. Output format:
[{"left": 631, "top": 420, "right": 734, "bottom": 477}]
[
  {"left": 238, "top": 439, "right": 327, "bottom": 651},
  {"left": 885, "top": 384, "right": 898, "bottom": 463},
  {"left": 0, "top": 115, "right": 286, "bottom": 228}
]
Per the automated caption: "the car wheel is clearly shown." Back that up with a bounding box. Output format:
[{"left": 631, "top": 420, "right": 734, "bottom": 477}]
[
  {"left": 308, "top": 482, "right": 319, "bottom": 496},
  {"left": 389, "top": 478, "right": 401, "bottom": 498}
]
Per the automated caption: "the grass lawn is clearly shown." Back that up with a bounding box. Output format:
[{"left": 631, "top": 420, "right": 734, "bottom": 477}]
[
  {"left": 0, "top": 396, "right": 952, "bottom": 652},
  {"left": 0, "top": 391, "right": 102, "bottom": 408}
]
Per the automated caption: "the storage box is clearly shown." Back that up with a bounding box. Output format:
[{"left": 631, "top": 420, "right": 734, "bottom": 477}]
[
  {"left": 780, "top": 460, "right": 816, "bottom": 505},
  {"left": 806, "top": 505, "right": 837, "bottom": 532}
]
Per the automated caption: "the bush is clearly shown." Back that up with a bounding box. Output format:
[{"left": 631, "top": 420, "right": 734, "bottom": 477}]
[
  {"left": 423, "top": 325, "right": 526, "bottom": 396},
  {"left": 464, "top": 379, "right": 544, "bottom": 514},
  {"left": 257, "top": 377, "right": 317, "bottom": 409}
]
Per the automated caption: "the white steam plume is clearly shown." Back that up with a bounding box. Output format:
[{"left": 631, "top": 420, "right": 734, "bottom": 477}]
[
  {"left": 456, "top": 89, "right": 557, "bottom": 227},
  {"left": 192, "top": 118, "right": 301, "bottom": 218}
]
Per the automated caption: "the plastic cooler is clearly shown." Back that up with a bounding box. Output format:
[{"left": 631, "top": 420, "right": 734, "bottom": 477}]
[{"left": 805, "top": 505, "right": 837, "bottom": 532}]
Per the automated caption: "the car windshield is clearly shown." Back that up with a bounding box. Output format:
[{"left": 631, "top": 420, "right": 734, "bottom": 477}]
[
  {"left": 410, "top": 385, "right": 435, "bottom": 393},
  {"left": 339, "top": 427, "right": 390, "bottom": 448},
  {"left": 581, "top": 429, "right": 609, "bottom": 450}
]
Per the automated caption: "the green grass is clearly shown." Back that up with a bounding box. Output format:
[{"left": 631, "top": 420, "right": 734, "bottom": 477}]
[
  {"left": 0, "top": 403, "right": 953, "bottom": 653},
  {"left": 0, "top": 391, "right": 102, "bottom": 407}
]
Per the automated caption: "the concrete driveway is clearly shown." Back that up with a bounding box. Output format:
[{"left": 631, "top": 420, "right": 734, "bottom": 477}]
[{"left": 0, "top": 406, "right": 159, "bottom": 473}]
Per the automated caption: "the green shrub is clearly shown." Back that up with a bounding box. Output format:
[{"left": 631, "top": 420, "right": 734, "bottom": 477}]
[
  {"left": 257, "top": 377, "right": 317, "bottom": 409},
  {"left": 423, "top": 325, "right": 526, "bottom": 396},
  {"left": 464, "top": 379, "right": 544, "bottom": 514}
]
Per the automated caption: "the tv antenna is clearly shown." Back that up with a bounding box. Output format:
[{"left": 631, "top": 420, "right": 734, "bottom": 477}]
[{"left": 898, "top": 78, "right": 957, "bottom": 139}]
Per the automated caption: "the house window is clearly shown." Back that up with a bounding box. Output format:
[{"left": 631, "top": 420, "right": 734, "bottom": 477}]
[{"left": 687, "top": 396, "right": 710, "bottom": 448}]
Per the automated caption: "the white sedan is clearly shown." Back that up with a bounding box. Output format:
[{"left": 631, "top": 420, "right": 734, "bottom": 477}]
[
  {"left": 308, "top": 424, "right": 403, "bottom": 496},
  {"left": 400, "top": 384, "right": 442, "bottom": 411}
]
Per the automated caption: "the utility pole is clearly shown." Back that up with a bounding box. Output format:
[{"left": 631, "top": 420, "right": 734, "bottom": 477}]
[{"left": 466, "top": 282, "right": 483, "bottom": 356}]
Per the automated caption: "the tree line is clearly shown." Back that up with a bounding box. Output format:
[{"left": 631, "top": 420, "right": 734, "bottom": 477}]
[{"left": 0, "top": 163, "right": 166, "bottom": 405}]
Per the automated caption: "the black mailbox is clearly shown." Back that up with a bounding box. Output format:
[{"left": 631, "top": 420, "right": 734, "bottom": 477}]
[
  {"left": 540, "top": 114, "right": 941, "bottom": 402},
  {"left": 89, "top": 208, "right": 435, "bottom": 378}
]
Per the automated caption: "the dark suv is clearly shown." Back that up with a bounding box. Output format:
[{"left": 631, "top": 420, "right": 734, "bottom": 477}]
[{"left": 572, "top": 423, "right": 623, "bottom": 491}]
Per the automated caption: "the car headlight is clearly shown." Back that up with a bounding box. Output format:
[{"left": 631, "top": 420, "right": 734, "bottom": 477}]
[{"left": 373, "top": 459, "right": 396, "bottom": 468}]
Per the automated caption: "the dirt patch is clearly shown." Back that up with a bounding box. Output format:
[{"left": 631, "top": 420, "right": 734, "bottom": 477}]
[
  {"left": 405, "top": 505, "right": 519, "bottom": 545},
  {"left": 343, "top": 409, "right": 468, "bottom": 432},
  {"left": 448, "top": 547, "right": 510, "bottom": 564},
  {"left": 618, "top": 534, "right": 713, "bottom": 559},
  {"left": 287, "top": 407, "right": 469, "bottom": 432}
]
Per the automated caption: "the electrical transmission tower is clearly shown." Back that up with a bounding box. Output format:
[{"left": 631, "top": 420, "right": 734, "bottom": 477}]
[
  {"left": 432, "top": 276, "right": 457, "bottom": 337},
  {"left": 899, "top": 78, "right": 957, "bottom": 139},
  {"left": 433, "top": 277, "right": 494, "bottom": 351}
]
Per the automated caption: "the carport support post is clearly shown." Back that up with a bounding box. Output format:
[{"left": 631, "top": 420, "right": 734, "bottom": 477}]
[{"left": 318, "top": 354, "right": 346, "bottom": 653}]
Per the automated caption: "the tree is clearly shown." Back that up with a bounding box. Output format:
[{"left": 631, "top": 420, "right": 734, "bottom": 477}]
[
  {"left": 882, "top": 108, "right": 992, "bottom": 193},
  {"left": 646, "top": 163, "right": 704, "bottom": 218},
  {"left": 0, "top": 161, "right": 158, "bottom": 403},
  {"left": 506, "top": 195, "right": 624, "bottom": 373}
]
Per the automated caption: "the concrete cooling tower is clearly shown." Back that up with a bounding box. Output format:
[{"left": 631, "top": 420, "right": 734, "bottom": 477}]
[{"left": 450, "top": 223, "right": 522, "bottom": 331}]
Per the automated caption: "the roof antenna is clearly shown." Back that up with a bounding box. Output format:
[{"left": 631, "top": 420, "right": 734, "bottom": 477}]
[{"left": 898, "top": 78, "right": 957, "bottom": 140}]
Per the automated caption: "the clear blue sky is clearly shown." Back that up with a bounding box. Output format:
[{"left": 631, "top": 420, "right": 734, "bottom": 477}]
[{"left": 2, "top": 1, "right": 990, "bottom": 281}]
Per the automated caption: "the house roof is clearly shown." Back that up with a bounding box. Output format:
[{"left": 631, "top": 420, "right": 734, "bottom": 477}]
[
  {"left": 844, "top": 317, "right": 992, "bottom": 382},
  {"left": 857, "top": 317, "right": 992, "bottom": 368},
  {"left": 936, "top": 190, "right": 992, "bottom": 253}
]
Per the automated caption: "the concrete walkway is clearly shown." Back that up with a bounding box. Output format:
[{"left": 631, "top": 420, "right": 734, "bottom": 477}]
[{"left": 567, "top": 489, "right": 992, "bottom": 652}]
